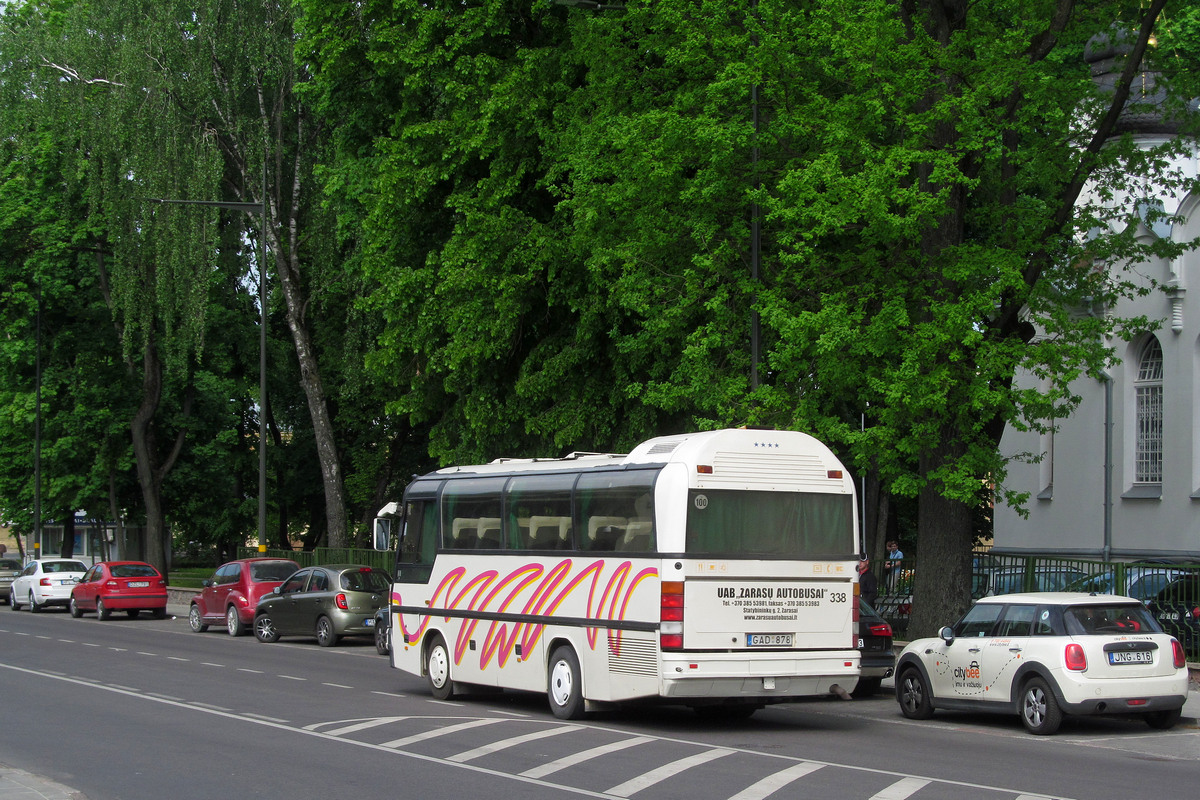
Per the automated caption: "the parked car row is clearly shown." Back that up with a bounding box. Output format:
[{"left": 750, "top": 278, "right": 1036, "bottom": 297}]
[
  {"left": 187, "top": 558, "right": 392, "bottom": 648},
  {"left": 6, "top": 556, "right": 392, "bottom": 650}
]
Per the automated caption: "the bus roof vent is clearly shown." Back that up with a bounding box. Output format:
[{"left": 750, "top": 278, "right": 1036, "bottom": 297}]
[{"left": 646, "top": 438, "right": 687, "bottom": 455}]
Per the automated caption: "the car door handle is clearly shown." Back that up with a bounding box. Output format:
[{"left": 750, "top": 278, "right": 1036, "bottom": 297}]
[
  {"left": 968, "top": 647, "right": 981, "bottom": 653},
  {"left": 1009, "top": 646, "right": 1022, "bottom": 652}
]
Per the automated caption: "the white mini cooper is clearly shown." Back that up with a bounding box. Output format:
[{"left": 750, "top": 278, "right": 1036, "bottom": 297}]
[{"left": 894, "top": 592, "right": 1189, "bottom": 735}]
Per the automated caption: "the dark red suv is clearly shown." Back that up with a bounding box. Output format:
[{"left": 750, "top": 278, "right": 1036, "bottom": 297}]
[{"left": 188, "top": 558, "right": 299, "bottom": 636}]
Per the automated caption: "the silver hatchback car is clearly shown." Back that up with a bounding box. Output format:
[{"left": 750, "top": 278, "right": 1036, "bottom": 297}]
[
  {"left": 252, "top": 564, "right": 391, "bottom": 647},
  {"left": 0, "top": 558, "right": 22, "bottom": 604}
]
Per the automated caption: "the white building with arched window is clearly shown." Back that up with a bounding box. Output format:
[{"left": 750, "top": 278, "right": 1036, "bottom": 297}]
[{"left": 993, "top": 35, "right": 1200, "bottom": 560}]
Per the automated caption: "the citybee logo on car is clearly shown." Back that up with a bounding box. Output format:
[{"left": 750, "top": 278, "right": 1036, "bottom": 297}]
[
  {"left": 394, "top": 558, "right": 657, "bottom": 670},
  {"left": 954, "top": 660, "right": 982, "bottom": 681}
]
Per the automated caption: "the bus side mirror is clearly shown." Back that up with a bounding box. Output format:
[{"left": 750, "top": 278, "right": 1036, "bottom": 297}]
[{"left": 373, "top": 518, "right": 391, "bottom": 551}]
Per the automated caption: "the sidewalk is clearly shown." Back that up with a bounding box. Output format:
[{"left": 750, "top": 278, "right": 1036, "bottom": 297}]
[{"left": 0, "top": 766, "right": 84, "bottom": 800}]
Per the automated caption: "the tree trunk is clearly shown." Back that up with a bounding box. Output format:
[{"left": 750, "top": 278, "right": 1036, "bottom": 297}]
[
  {"left": 908, "top": 436, "right": 975, "bottom": 639},
  {"left": 130, "top": 339, "right": 168, "bottom": 572},
  {"left": 60, "top": 514, "right": 75, "bottom": 558},
  {"left": 262, "top": 151, "right": 347, "bottom": 548}
]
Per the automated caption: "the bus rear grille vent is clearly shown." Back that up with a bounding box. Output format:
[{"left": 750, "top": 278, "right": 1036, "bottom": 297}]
[
  {"left": 712, "top": 452, "right": 829, "bottom": 487},
  {"left": 608, "top": 635, "right": 658, "bottom": 676}
]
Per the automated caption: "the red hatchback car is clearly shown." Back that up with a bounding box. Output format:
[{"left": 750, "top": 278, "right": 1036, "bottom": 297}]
[
  {"left": 189, "top": 558, "right": 300, "bottom": 636},
  {"left": 70, "top": 561, "right": 168, "bottom": 620}
]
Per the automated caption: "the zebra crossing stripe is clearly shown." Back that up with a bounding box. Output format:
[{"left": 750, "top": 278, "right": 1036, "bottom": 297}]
[
  {"left": 606, "top": 748, "right": 736, "bottom": 797},
  {"left": 448, "top": 724, "right": 583, "bottom": 763},
  {"left": 726, "top": 762, "right": 825, "bottom": 800},
  {"left": 520, "top": 736, "right": 655, "bottom": 780},
  {"left": 380, "top": 717, "right": 504, "bottom": 749},
  {"left": 870, "top": 777, "right": 931, "bottom": 799}
]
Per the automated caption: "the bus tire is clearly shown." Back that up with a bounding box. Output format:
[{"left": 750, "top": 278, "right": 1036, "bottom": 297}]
[
  {"left": 548, "top": 645, "right": 585, "bottom": 720},
  {"left": 426, "top": 635, "right": 455, "bottom": 700}
]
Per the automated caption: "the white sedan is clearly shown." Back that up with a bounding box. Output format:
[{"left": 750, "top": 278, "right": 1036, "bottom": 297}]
[
  {"left": 9, "top": 559, "right": 90, "bottom": 612},
  {"left": 894, "top": 592, "right": 1189, "bottom": 735}
]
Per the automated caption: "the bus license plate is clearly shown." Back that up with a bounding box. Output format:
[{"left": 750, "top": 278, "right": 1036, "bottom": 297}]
[
  {"left": 747, "top": 633, "right": 792, "bottom": 647},
  {"left": 1109, "top": 650, "right": 1152, "bottom": 665}
]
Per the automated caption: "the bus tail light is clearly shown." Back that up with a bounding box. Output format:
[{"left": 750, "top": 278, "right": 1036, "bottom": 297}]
[
  {"left": 1065, "top": 643, "right": 1087, "bottom": 671},
  {"left": 661, "top": 581, "right": 684, "bottom": 651}
]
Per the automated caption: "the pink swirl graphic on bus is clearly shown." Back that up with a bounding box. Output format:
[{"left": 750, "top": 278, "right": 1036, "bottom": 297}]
[{"left": 394, "top": 558, "right": 658, "bottom": 671}]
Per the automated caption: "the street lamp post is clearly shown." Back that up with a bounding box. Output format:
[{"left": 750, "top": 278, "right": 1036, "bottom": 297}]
[{"left": 150, "top": 169, "right": 269, "bottom": 551}]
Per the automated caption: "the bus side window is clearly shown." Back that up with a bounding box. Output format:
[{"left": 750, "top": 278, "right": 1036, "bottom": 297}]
[
  {"left": 442, "top": 478, "right": 505, "bottom": 551},
  {"left": 505, "top": 474, "right": 575, "bottom": 551},
  {"left": 577, "top": 473, "right": 656, "bottom": 553},
  {"left": 400, "top": 501, "right": 437, "bottom": 565}
]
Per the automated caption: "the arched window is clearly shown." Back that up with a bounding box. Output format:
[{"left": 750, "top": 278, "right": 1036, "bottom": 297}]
[{"left": 1134, "top": 337, "right": 1164, "bottom": 484}]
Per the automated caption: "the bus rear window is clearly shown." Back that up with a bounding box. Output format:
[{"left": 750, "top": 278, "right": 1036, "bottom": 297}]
[{"left": 685, "top": 489, "right": 853, "bottom": 557}]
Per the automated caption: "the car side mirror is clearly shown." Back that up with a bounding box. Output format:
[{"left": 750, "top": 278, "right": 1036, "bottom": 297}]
[
  {"left": 201, "top": 579, "right": 213, "bottom": 588},
  {"left": 273, "top": 586, "right": 281, "bottom": 595},
  {"left": 939, "top": 626, "right": 955, "bottom": 644}
]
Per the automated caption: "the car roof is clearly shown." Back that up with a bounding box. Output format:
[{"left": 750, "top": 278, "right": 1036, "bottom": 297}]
[
  {"left": 973, "top": 591, "right": 1142, "bottom": 605},
  {"left": 304, "top": 563, "right": 381, "bottom": 573}
]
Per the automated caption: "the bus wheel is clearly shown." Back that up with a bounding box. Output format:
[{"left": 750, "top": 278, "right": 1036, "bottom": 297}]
[
  {"left": 548, "top": 646, "right": 585, "bottom": 720},
  {"left": 426, "top": 635, "right": 455, "bottom": 700}
]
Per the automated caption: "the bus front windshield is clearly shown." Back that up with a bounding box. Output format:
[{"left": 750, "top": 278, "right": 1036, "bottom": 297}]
[{"left": 685, "top": 489, "right": 853, "bottom": 558}]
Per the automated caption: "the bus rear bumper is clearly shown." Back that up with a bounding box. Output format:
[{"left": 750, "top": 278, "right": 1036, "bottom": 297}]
[{"left": 658, "top": 650, "right": 861, "bottom": 698}]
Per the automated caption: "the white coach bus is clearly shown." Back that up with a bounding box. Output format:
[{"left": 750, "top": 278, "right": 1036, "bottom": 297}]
[{"left": 373, "top": 428, "right": 861, "bottom": 719}]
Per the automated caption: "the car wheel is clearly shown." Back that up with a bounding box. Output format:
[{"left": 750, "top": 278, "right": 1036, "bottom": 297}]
[
  {"left": 548, "top": 645, "right": 585, "bottom": 720},
  {"left": 9, "top": 590, "right": 18, "bottom": 610},
  {"left": 425, "top": 634, "right": 455, "bottom": 700},
  {"left": 897, "top": 667, "right": 934, "bottom": 720},
  {"left": 126, "top": 609, "right": 140, "bottom": 619},
  {"left": 188, "top": 604, "right": 208, "bottom": 632},
  {"left": 315, "top": 615, "right": 338, "bottom": 647},
  {"left": 254, "top": 613, "right": 280, "bottom": 643},
  {"left": 28, "top": 591, "right": 42, "bottom": 613},
  {"left": 851, "top": 677, "right": 882, "bottom": 698},
  {"left": 375, "top": 617, "right": 391, "bottom": 656},
  {"left": 151, "top": 608, "right": 167, "bottom": 620},
  {"left": 1145, "top": 708, "right": 1182, "bottom": 730},
  {"left": 226, "top": 605, "right": 246, "bottom": 637},
  {"left": 1019, "top": 676, "right": 1063, "bottom": 735},
  {"left": 96, "top": 598, "right": 112, "bottom": 620},
  {"left": 69, "top": 596, "right": 84, "bottom": 618}
]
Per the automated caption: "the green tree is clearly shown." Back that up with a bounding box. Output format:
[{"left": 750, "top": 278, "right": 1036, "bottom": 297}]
[{"left": 302, "top": 0, "right": 1199, "bottom": 636}]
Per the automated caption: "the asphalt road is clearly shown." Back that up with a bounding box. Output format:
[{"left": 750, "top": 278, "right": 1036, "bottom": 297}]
[{"left": 1, "top": 605, "right": 1197, "bottom": 800}]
